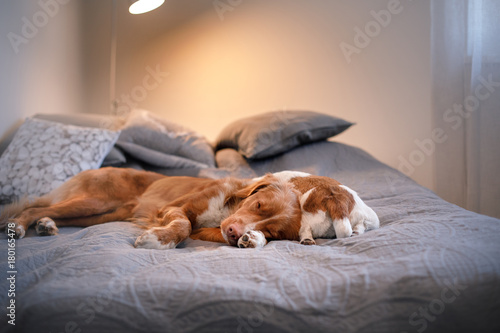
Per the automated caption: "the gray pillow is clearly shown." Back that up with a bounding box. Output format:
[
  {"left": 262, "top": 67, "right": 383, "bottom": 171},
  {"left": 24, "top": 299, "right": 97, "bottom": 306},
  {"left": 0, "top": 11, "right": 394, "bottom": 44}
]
[
  {"left": 0, "top": 118, "right": 120, "bottom": 203},
  {"left": 116, "top": 110, "right": 215, "bottom": 169},
  {"left": 101, "top": 147, "right": 127, "bottom": 167},
  {"left": 34, "top": 113, "right": 125, "bottom": 166},
  {"left": 215, "top": 111, "right": 354, "bottom": 159},
  {"left": 0, "top": 113, "right": 124, "bottom": 166}
]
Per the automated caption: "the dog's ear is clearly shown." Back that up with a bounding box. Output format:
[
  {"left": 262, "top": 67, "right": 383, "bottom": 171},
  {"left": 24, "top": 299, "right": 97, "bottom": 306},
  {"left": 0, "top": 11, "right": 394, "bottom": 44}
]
[
  {"left": 235, "top": 175, "right": 276, "bottom": 199},
  {"left": 225, "top": 174, "right": 278, "bottom": 206},
  {"left": 224, "top": 182, "right": 269, "bottom": 207}
]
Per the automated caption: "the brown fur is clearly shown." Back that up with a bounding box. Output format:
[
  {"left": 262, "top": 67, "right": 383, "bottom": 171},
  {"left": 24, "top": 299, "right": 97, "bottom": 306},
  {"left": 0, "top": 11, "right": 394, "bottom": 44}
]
[{"left": 190, "top": 227, "right": 226, "bottom": 243}]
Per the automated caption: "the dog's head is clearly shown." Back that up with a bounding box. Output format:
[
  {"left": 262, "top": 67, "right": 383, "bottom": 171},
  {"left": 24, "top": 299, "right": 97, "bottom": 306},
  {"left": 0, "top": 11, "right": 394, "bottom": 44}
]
[{"left": 221, "top": 174, "right": 302, "bottom": 246}]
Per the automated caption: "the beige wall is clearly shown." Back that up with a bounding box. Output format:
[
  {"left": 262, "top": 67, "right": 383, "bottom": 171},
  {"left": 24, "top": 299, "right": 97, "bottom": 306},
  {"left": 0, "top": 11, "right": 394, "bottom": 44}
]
[
  {"left": 0, "top": 0, "right": 83, "bottom": 142},
  {"left": 102, "top": 0, "right": 433, "bottom": 189}
]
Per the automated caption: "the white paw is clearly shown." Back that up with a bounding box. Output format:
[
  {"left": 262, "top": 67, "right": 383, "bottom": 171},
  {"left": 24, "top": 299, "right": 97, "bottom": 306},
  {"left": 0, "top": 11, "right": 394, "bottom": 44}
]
[
  {"left": 352, "top": 223, "right": 365, "bottom": 236},
  {"left": 237, "top": 230, "right": 267, "bottom": 248},
  {"left": 134, "top": 228, "right": 176, "bottom": 250},
  {"left": 334, "top": 217, "right": 353, "bottom": 238},
  {"left": 35, "top": 217, "right": 59, "bottom": 236},
  {"left": 5, "top": 221, "right": 26, "bottom": 239}
]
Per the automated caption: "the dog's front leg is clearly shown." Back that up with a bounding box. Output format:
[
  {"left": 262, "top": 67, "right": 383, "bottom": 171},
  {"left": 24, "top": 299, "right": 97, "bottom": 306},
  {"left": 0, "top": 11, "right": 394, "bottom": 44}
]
[
  {"left": 190, "top": 227, "right": 227, "bottom": 243},
  {"left": 134, "top": 207, "right": 192, "bottom": 249}
]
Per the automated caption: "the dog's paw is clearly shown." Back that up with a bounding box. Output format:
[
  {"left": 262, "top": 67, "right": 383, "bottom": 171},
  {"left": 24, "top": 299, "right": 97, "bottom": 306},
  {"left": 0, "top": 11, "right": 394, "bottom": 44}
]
[
  {"left": 5, "top": 221, "right": 26, "bottom": 239},
  {"left": 35, "top": 217, "right": 59, "bottom": 236},
  {"left": 333, "top": 218, "right": 353, "bottom": 238},
  {"left": 237, "top": 230, "right": 267, "bottom": 248},
  {"left": 134, "top": 228, "right": 177, "bottom": 250},
  {"left": 300, "top": 238, "right": 316, "bottom": 245},
  {"left": 351, "top": 223, "right": 365, "bottom": 236}
]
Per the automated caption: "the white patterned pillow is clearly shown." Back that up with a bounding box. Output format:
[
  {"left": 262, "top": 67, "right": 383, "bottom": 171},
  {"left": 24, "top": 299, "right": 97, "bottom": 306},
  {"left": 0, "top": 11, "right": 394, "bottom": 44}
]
[{"left": 0, "top": 117, "right": 120, "bottom": 204}]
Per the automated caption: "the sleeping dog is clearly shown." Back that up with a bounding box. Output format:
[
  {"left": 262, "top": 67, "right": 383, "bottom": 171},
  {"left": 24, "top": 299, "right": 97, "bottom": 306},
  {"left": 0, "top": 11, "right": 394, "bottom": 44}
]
[{"left": 0, "top": 168, "right": 379, "bottom": 248}]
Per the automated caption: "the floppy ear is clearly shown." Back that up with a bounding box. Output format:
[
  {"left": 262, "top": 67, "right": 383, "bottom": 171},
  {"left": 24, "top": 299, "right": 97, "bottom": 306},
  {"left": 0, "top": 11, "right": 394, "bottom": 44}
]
[
  {"left": 234, "top": 175, "right": 275, "bottom": 199},
  {"left": 223, "top": 176, "right": 272, "bottom": 207}
]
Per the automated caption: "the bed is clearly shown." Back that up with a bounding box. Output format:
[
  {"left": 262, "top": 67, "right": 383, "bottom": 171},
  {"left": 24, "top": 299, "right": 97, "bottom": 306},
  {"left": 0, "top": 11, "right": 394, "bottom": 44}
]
[{"left": 1, "top": 110, "right": 499, "bottom": 333}]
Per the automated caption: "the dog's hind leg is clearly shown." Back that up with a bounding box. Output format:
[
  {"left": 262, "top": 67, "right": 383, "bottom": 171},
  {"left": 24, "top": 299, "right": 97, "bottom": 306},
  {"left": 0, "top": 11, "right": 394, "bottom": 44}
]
[
  {"left": 10, "top": 197, "right": 126, "bottom": 238},
  {"left": 2, "top": 196, "right": 54, "bottom": 238},
  {"left": 51, "top": 201, "right": 137, "bottom": 227}
]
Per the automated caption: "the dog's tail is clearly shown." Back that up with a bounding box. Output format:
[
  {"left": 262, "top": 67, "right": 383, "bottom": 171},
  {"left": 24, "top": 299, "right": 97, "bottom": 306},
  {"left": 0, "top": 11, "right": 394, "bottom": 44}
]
[{"left": 0, "top": 196, "right": 52, "bottom": 230}]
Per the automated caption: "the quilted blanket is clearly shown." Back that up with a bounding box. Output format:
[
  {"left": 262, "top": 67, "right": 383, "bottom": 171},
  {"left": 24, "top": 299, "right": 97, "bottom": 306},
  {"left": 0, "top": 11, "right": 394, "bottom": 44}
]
[{"left": 1, "top": 141, "right": 499, "bottom": 332}]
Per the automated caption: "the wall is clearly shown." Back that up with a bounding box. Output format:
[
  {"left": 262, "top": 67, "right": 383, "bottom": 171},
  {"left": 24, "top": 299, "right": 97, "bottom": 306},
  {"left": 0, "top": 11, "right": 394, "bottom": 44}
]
[
  {"left": 0, "top": 1, "right": 25, "bottom": 142},
  {"left": 0, "top": 0, "right": 83, "bottom": 144},
  {"left": 89, "top": 0, "right": 433, "bottom": 190}
]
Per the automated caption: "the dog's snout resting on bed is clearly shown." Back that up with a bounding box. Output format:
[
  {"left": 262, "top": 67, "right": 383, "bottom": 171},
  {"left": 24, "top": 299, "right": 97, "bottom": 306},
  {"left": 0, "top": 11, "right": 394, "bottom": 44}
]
[{"left": 0, "top": 168, "right": 379, "bottom": 249}]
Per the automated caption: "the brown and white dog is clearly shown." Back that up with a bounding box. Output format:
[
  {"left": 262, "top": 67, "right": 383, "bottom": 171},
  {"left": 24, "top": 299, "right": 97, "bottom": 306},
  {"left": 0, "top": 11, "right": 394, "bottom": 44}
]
[
  {"left": 0, "top": 168, "right": 379, "bottom": 249},
  {"left": 206, "top": 171, "right": 380, "bottom": 248},
  {"left": 0, "top": 168, "right": 303, "bottom": 248}
]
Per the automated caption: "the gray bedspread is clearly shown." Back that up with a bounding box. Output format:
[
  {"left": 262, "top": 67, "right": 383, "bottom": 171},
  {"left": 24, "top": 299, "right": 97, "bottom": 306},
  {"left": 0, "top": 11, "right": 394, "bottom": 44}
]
[{"left": 1, "top": 141, "right": 499, "bottom": 332}]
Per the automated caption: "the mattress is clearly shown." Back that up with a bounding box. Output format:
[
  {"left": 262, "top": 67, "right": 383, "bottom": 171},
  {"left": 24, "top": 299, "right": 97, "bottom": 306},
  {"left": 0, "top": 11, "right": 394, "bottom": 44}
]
[{"left": 1, "top": 141, "right": 499, "bottom": 333}]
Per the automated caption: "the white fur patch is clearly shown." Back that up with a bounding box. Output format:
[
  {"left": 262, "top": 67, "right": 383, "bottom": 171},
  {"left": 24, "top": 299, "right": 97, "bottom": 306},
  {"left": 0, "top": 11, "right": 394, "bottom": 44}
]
[
  {"left": 237, "top": 230, "right": 267, "bottom": 248},
  {"left": 196, "top": 191, "right": 231, "bottom": 228},
  {"left": 301, "top": 210, "right": 336, "bottom": 238},
  {"left": 253, "top": 171, "right": 311, "bottom": 183},
  {"left": 271, "top": 171, "right": 311, "bottom": 183},
  {"left": 134, "top": 228, "right": 176, "bottom": 250},
  {"left": 15, "top": 224, "right": 26, "bottom": 239},
  {"left": 333, "top": 217, "right": 353, "bottom": 238}
]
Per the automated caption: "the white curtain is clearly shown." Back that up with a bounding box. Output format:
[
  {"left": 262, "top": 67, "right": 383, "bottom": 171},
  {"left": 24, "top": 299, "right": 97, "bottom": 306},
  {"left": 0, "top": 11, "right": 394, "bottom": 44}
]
[{"left": 431, "top": 0, "right": 500, "bottom": 218}]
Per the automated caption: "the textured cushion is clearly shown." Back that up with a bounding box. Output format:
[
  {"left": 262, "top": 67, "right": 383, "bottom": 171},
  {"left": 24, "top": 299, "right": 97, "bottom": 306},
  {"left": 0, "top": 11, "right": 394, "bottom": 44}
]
[
  {"left": 0, "top": 118, "right": 120, "bottom": 203},
  {"left": 0, "top": 113, "right": 124, "bottom": 165},
  {"left": 215, "top": 110, "right": 354, "bottom": 159},
  {"left": 116, "top": 110, "right": 215, "bottom": 169},
  {"left": 34, "top": 113, "right": 125, "bottom": 166}
]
